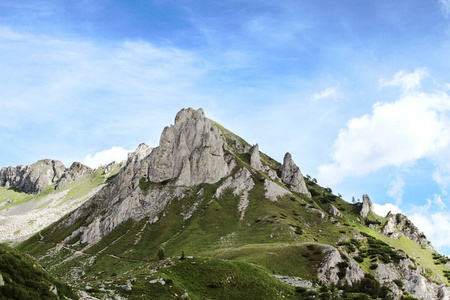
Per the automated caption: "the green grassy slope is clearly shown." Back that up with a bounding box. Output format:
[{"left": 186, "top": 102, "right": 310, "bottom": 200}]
[{"left": 0, "top": 243, "right": 78, "bottom": 300}]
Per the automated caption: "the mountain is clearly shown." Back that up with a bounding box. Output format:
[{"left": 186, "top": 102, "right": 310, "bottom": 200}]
[
  {"left": 9, "top": 108, "right": 450, "bottom": 299},
  {"left": 0, "top": 159, "right": 123, "bottom": 244}
]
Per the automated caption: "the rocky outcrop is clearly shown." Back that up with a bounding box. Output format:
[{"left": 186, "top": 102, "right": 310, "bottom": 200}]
[
  {"left": 359, "top": 194, "right": 373, "bottom": 218},
  {"left": 56, "top": 162, "right": 93, "bottom": 190},
  {"left": 382, "top": 214, "right": 431, "bottom": 246},
  {"left": 0, "top": 274, "right": 4, "bottom": 286},
  {"left": 328, "top": 204, "right": 343, "bottom": 218},
  {"left": 0, "top": 159, "right": 66, "bottom": 194},
  {"left": 280, "top": 153, "right": 311, "bottom": 197},
  {"left": 317, "top": 244, "right": 364, "bottom": 285},
  {"left": 59, "top": 108, "right": 237, "bottom": 244},
  {"left": 249, "top": 144, "right": 263, "bottom": 170},
  {"left": 264, "top": 179, "right": 289, "bottom": 202},
  {"left": 215, "top": 168, "right": 255, "bottom": 220},
  {"left": 147, "top": 108, "right": 234, "bottom": 186}
]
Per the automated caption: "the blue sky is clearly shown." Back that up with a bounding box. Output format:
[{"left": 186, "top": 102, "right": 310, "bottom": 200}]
[{"left": 1, "top": 0, "right": 450, "bottom": 255}]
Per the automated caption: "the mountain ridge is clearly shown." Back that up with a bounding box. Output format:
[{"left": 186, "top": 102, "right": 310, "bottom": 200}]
[{"left": 4, "top": 107, "right": 450, "bottom": 299}]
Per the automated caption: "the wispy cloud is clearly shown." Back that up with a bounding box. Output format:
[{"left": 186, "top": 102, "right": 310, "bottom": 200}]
[
  {"left": 379, "top": 68, "right": 429, "bottom": 92},
  {"left": 440, "top": 0, "right": 450, "bottom": 18},
  {"left": 313, "top": 87, "right": 338, "bottom": 101},
  {"left": 387, "top": 175, "right": 405, "bottom": 205},
  {"left": 410, "top": 211, "right": 450, "bottom": 249}
]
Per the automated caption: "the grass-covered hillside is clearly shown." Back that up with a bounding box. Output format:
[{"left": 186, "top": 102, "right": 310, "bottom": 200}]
[
  {"left": 0, "top": 243, "right": 78, "bottom": 300},
  {"left": 16, "top": 118, "right": 450, "bottom": 299}
]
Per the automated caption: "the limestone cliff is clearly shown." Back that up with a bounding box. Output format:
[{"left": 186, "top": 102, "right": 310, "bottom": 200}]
[
  {"left": 60, "top": 108, "right": 236, "bottom": 244},
  {"left": 382, "top": 214, "right": 431, "bottom": 246},
  {"left": 0, "top": 159, "right": 66, "bottom": 194}
]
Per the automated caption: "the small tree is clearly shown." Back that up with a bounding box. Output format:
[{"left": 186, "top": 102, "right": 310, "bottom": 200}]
[
  {"left": 352, "top": 197, "right": 356, "bottom": 204},
  {"left": 157, "top": 249, "right": 165, "bottom": 260},
  {"left": 180, "top": 251, "right": 185, "bottom": 260}
]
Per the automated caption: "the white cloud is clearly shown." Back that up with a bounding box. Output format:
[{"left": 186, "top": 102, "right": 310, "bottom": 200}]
[
  {"left": 410, "top": 211, "right": 450, "bottom": 249},
  {"left": 318, "top": 69, "right": 450, "bottom": 186},
  {"left": 380, "top": 68, "right": 429, "bottom": 92},
  {"left": 313, "top": 87, "right": 337, "bottom": 101},
  {"left": 372, "top": 203, "right": 402, "bottom": 218},
  {"left": 440, "top": 0, "right": 450, "bottom": 18},
  {"left": 387, "top": 175, "right": 405, "bottom": 205},
  {"left": 83, "top": 147, "right": 131, "bottom": 168}
]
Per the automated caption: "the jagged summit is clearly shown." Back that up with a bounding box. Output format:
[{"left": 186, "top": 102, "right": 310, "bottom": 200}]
[
  {"left": 147, "top": 107, "right": 233, "bottom": 186},
  {"left": 0, "top": 159, "right": 66, "bottom": 194}
]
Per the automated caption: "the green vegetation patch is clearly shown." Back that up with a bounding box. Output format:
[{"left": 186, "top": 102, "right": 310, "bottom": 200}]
[{"left": 0, "top": 243, "right": 78, "bottom": 300}]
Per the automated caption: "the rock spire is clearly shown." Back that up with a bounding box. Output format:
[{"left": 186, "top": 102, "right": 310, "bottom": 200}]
[
  {"left": 280, "top": 153, "right": 311, "bottom": 197},
  {"left": 359, "top": 194, "right": 373, "bottom": 218},
  {"left": 249, "top": 144, "right": 263, "bottom": 170}
]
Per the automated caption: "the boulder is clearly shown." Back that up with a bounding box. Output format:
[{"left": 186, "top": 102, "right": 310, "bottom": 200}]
[{"left": 329, "top": 204, "right": 343, "bottom": 218}]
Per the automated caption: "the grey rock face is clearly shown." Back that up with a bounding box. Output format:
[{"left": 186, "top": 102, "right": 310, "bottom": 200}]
[
  {"left": 147, "top": 108, "right": 233, "bottom": 186},
  {"left": 0, "top": 159, "right": 66, "bottom": 194},
  {"left": 438, "top": 285, "right": 450, "bottom": 300},
  {"left": 359, "top": 194, "right": 373, "bottom": 218},
  {"left": 0, "top": 274, "right": 4, "bottom": 286},
  {"left": 249, "top": 144, "right": 263, "bottom": 170},
  {"left": 60, "top": 108, "right": 236, "bottom": 245},
  {"left": 328, "top": 204, "right": 343, "bottom": 218},
  {"left": 317, "top": 244, "right": 364, "bottom": 285},
  {"left": 56, "top": 162, "right": 93, "bottom": 190},
  {"left": 215, "top": 168, "right": 255, "bottom": 220},
  {"left": 382, "top": 214, "right": 431, "bottom": 246},
  {"left": 280, "top": 153, "right": 311, "bottom": 197}
]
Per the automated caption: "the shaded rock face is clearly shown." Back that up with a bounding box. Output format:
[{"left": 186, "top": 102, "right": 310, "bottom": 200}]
[
  {"left": 0, "top": 159, "right": 65, "bottom": 194},
  {"left": 56, "top": 162, "right": 93, "bottom": 190},
  {"left": 280, "top": 153, "right": 311, "bottom": 197},
  {"left": 359, "top": 194, "right": 373, "bottom": 218},
  {"left": 382, "top": 214, "right": 431, "bottom": 246},
  {"left": 147, "top": 108, "right": 233, "bottom": 186}
]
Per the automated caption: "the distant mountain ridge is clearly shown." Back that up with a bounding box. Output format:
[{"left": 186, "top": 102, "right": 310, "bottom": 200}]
[{"left": 6, "top": 108, "right": 450, "bottom": 299}]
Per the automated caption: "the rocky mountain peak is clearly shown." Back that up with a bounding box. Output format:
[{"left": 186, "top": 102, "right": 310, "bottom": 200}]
[
  {"left": 359, "top": 194, "right": 374, "bottom": 217},
  {"left": 0, "top": 159, "right": 66, "bottom": 194},
  {"left": 382, "top": 213, "right": 431, "bottom": 246},
  {"left": 174, "top": 107, "right": 205, "bottom": 125},
  {"left": 147, "top": 107, "right": 233, "bottom": 186},
  {"left": 56, "top": 162, "right": 93, "bottom": 190},
  {"left": 280, "top": 152, "right": 311, "bottom": 197}
]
